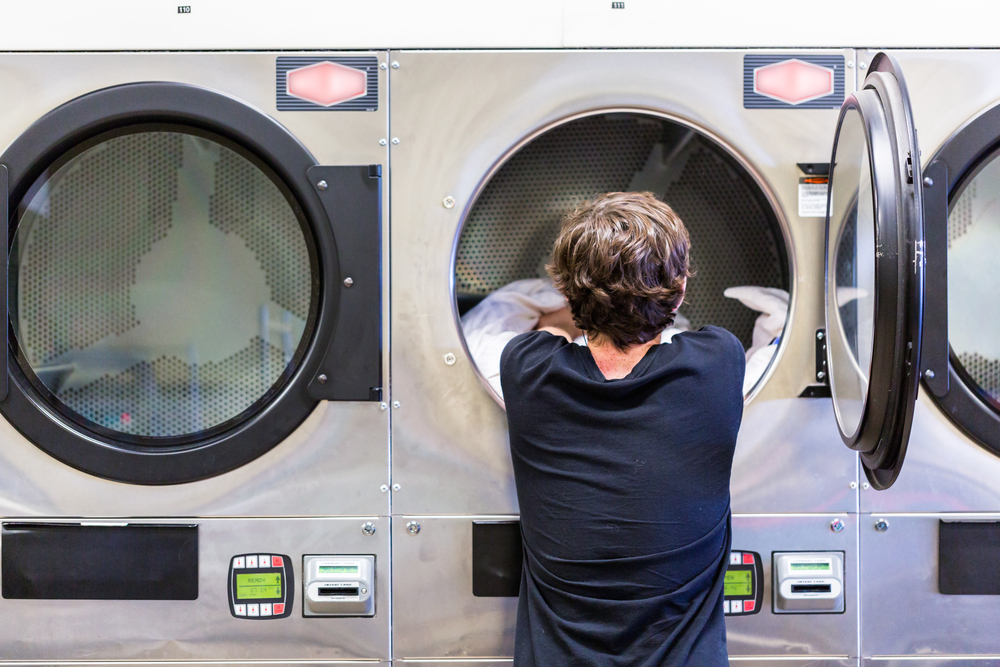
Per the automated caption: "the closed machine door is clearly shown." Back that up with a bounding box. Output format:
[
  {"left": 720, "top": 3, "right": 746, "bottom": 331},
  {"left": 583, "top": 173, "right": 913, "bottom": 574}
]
[
  {"left": 826, "top": 52, "right": 925, "bottom": 489},
  {"left": 1, "top": 82, "right": 382, "bottom": 484}
]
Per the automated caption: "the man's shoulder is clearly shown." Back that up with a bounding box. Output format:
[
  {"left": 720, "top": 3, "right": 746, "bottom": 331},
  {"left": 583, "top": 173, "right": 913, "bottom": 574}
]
[{"left": 500, "top": 330, "right": 568, "bottom": 371}]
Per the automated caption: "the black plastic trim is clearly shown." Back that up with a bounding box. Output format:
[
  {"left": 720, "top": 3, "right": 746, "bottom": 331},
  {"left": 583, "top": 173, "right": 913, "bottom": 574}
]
[
  {"left": 306, "top": 165, "right": 382, "bottom": 401},
  {"left": 0, "top": 82, "right": 380, "bottom": 484},
  {"left": 0, "top": 165, "right": 6, "bottom": 402},
  {"left": 921, "top": 102, "right": 1000, "bottom": 455},
  {"left": 921, "top": 159, "right": 950, "bottom": 397},
  {"left": 472, "top": 520, "right": 522, "bottom": 597}
]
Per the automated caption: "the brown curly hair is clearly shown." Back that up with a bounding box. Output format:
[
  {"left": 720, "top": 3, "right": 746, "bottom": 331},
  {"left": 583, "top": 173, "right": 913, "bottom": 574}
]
[{"left": 547, "top": 192, "right": 691, "bottom": 351}]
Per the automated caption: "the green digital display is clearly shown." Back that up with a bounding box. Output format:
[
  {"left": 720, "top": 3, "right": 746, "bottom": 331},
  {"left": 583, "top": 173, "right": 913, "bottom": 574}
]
[
  {"left": 790, "top": 561, "right": 830, "bottom": 571},
  {"left": 724, "top": 569, "right": 752, "bottom": 597},
  {"left": 236, "top": 572, "right": 282, "bottom": 600},
  {"left": 319, "top": 564, "right": 359, "bottom": 574}
]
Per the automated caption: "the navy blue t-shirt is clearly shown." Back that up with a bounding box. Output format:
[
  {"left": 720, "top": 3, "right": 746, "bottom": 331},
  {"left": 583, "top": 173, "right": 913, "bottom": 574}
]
[{"left": 500, "top": 326, "right": 745, "bottom": 666}]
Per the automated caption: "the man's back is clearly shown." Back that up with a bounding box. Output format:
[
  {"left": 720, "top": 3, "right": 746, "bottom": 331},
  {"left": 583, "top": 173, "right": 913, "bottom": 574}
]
[{"left": 500, "top": 326, "right": 745, "bottom": 666}]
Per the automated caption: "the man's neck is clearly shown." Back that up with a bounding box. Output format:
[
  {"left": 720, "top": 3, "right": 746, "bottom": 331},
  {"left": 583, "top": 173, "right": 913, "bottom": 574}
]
[{"left": 587, "top": 332, "right": 662, "bottom": 380}]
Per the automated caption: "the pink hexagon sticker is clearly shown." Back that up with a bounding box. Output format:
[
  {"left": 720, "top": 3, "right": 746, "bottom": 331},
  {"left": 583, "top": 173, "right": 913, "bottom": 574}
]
[
  {"left": 753, "top": 59, "right": 834, "bottom": 106},
  {"left": 286, "top": 61, "right": 368, "bottom": 107}
]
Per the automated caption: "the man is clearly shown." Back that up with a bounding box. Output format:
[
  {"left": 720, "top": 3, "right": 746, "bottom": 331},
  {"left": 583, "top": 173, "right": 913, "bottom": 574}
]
[{"left": 500, "top": 192, "right": 745, "bottom": 666}]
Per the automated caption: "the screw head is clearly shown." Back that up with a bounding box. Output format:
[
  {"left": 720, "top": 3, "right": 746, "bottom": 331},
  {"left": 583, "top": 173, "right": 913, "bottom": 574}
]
[
  {"left": 343, "top": 277, "right": 354, "bottom": 288},
  {"left": 391, "top": 137, "right": 400, "bottom": 145},
  {"left": 379, "top": 138, "right": 387, "bottom": 146},
  {"left": 380, "top": 484, "right": 388, "bottom": 493},
  {"left": 925, "top": 369, "right": 936, "bottom": 379},
  {"left": 830, "top": 518, "right": 846, "bottom": 533},
  {"left": 379, "top": 62, "right": 387, "bottom": 70},
  {"left": 924, "top": 176, "right": 934, "bottom": 187},
  {"left": 391, "top": 61, "right": 400, "bottom": 69},
  {"left": 859, "top": 62, "right": 868, "bottom": 69},
  {"left": 361, "top": 587, "right": 367, "bottom": 594},
  {"left": 316, "top": 180, "right": 328, "bottom": 191},
  {"left": 862, "top": 482, "right": 870, "bottom": 490},
  {"left": 849, "top": 481, "right": 858, "bottom": 489},
  {"left": 361, "top": 521, "right": 376, "bottom": 536},
  {"left": 875, "top": 518, "right": 889, "bottom": 533},
  {"left": 817, "top": 331, "right": 825, "bottom": 340},
  {"left": 393, "top": 400, "right": 401, "bottom": 409},
  {"left": 444, "top": 352, "right": 457, "bottom": 366},
  {"left": 442, "top": 196, "right": 456, "bottom": 209},
  {"left": 380, "top": 401, "right": 388, "bottom": 410},
  {"left": 847, "top": 61, "right": 855, "bottom": 68},
  {"left": 317, "top": 374, "right": 328, "bottom": 384},
  {"left": 816, "top": 371, "right": 826, "bottom": 380},
  {"left": 406, "top": 520, "right": 421, "bottom": 535}
]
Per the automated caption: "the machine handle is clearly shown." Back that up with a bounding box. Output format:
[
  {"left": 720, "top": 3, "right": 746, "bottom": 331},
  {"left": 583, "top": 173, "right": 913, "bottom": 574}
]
[
  {"left": 306, "top": 165, "right": 383, "bottom": 401},
  {"left": 920, "top": 159, "right": 949, "bottom": 397}
]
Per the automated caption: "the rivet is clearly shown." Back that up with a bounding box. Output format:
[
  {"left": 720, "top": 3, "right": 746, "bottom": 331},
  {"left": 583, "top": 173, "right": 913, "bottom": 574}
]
[
  {"left": 442, "top": 196, "right": 456, "bottom": 209},
  {"left": 406, "top": 521, "right": 421, "bottom": 535},
  {"left": 830, "top": 518, "right": 846, "bottom": 533},
  {"left": 923, "top": 176, "right": 933, "bottom": 187},
  {"left": 380, "top": 402, "right": 388, "bottom": 410},
  {"left": 393, "top": 401, "right": 401, "bottom": 409},
  {"left": 391, "top": 137, "right": 400, "bottom": 145},
  {"left": 379, "top": 62, "right": 388, "bottom": 70},
  {"left": 862, "top": 482, "right": 870, "bottom": 490},
  {"left": 317, "top": 374, "right": 328, "bottom": 384},
  {"left": 316, "top": 180, "right": 328, "bottom": 191},
  {"left": 849, "top": 481, "right": 858, "bottom": 489},
  {"left": 444, "top": 352, "right": 457, "bottom": 365},
  {"left": 392, "top": 483, "right": 401, "bottom": 491},
  {"left": 379, "top": 138, "right": 387, "bottom": 146},
  {"left": 817, "top": 331, "right": 825, "bottom": 340},
  {"left": 391, "top": 61, "right": 400, "bottom": 69},
  {"left": 361, "top": 522, "right": 376, "bottom": 536},
  {"left": 380, "top": 484, "right": 388, "bottom": 493},
  {"left": 859, "top": 62, "right": 868, "bottom": 69},
  {"left": 817, "top": 371, "right": 826, "bottom": 380},
  {"left": 925, "top": 369, "right": 935, "bottom": 379},
  {"left": 343, "top": 277, "right": 354, "bottom": 288},
  {"left": 874, "top": 518, "right": 889, "bottom": 533},
  {"left": 847, "top": 61, "right": 855, "bottom": 69}
]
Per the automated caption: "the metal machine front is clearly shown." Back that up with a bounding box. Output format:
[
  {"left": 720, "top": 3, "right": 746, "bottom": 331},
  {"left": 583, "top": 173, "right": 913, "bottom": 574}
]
[{"left": 0, "top": 52, "right": 390, "bottom": 660}]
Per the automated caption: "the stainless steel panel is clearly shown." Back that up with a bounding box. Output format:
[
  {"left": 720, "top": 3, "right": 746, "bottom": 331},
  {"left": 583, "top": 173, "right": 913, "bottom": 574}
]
[
  {"left": 392, "top": 663, "right": 857, "bottom": 667},
  {"left": 389, "top": 49, "right": 857, "bottom": 516},
  {"left": 392, "top": 514, "right": 858, "bottom": 659},
  {"left": 0, "top": 52, "right": 391, "bottom": 518},
  {"left": 864, "top": 661, "right": 1000, "bottom": 666},
  {"left": 0, "top": 517, "right": 389, "bottom": 660},
  {"left": 860, "top": 513, "right": 1000, "bottom": 657}
]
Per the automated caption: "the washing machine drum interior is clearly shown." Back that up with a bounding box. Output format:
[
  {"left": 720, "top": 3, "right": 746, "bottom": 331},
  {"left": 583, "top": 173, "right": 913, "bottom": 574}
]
[
  {"left": 11, "top": 129, "right": 318, "bottom": 443},
  {"left": 456, "top": 112, "right": 790, "bottom": 368}
]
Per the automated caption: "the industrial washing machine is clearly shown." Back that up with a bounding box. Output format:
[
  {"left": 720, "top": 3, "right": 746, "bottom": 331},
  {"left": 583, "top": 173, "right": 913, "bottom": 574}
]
[
  {"left": 0, "top": 53, "right": 390, "bottom": 661},
  {"left": 389, "top": 49, "right": 871, "bottom": 664}
]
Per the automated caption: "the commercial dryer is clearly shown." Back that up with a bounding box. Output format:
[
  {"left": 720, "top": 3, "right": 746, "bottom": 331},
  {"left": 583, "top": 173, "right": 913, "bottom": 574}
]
[
  {"left": 846, "top": 49, "right": 1000, "bottom": 665},
  {"left": 388, "top": 49, "right": 883, "bottom": 663},
  {"left": 0, "top": 53, "right": 390, "bottom": 661}
]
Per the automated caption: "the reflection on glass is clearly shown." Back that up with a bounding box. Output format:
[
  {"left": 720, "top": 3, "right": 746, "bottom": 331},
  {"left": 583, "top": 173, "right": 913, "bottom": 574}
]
[
  {"left": 11, "top": 132, "right": 314, "bottom": 439},
  {"left": 949, "top": 153, "right": 1000, "bottom": 410},
  {"left": 827, "top": 107, "right": 877, "bottom": 437}
]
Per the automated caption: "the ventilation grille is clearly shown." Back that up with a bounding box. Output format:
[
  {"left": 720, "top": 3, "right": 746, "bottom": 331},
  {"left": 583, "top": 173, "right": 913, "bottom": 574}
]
[{"left": 455, "top": 114, "right": 786, "bottom": 347}]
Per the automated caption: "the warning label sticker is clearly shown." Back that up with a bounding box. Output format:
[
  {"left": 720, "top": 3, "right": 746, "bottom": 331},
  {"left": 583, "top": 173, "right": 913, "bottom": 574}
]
[{"left": 798, "top": 176, "right": 830, "bottom": 218}]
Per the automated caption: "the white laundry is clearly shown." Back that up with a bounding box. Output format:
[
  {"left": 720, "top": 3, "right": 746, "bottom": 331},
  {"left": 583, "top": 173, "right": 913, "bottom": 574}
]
[
  {"left": 723, "top": 286, "right": 790, "bottom": 394},
  {"left": 461, "top": 278, "right": 691, "bottom": 400}
]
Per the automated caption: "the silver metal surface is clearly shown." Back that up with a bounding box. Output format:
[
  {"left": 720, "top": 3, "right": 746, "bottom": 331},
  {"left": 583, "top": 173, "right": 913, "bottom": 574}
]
[
  {"left": 389, "top": 49, "right": 857, "bottom": 516},
  {"left": 0, "top": 517, "right": 389, "bottom": 660},
  {"left": 0, "top": 52, "right": 390, "bottom": 520},
  {"left": 393, "top": 663, "right": 856, "bottom": 667},
  {"left": 860, "top": 513, "right": 1000, "bottom": 657},
  {"left": 864, "top": 661, "right": 1000, "bottom": 666},
  {"left": 391, "top": 514, "right": 858, "bottom": 659}
]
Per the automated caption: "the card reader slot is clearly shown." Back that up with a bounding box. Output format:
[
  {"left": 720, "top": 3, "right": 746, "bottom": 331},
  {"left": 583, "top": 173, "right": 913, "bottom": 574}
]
[
  {"left": 790, "top": 583, "right": 832, "bottom": 593},
  {"left": 319, "top": 586, "right": 359, "bottom": 597}
]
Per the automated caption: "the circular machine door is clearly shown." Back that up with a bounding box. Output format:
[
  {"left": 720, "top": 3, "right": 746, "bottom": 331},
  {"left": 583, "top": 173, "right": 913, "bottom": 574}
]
[
  {"left": 825, "top": 53, "right": 925, "bottom": 490},
  {"left": 454, "top": 110, "right": 791, "bottom": 403},
  {"left": 0, "top": 83, "right": 381, "bottom": 484},
  {"left": 919, "top": 101, "right": 1000, "bottom": 455}
]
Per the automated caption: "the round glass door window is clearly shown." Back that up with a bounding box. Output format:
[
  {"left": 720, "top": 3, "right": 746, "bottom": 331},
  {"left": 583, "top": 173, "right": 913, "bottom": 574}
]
[
  {"left": 949, "top": 151, "right": 1000, "bottom": 412},
  {"left": 10, "top": 129, "right": 317, "bottom": 443},
  {"left": 827, "top": 106, "right": 877, "bottom": 439}
]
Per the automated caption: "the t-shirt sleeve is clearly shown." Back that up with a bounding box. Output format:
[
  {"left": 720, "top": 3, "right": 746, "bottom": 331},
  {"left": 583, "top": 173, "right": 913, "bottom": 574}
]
[{"left": 500, "top": 330, "right": 570, "bottom": 399}]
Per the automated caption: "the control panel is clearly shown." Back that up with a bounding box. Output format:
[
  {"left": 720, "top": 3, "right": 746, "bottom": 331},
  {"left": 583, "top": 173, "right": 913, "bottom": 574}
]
[
  {"left": 724, "top": 550, "right": 763, "bottom": 615},
  {"left": 228, "top": 553, "right": 294, "bottom": 619},
  {"left": 302, "top": 555, "right": 375, "bottom": 617},
  {"left": 773, "top": 552, "right": 844, "bottom": 614}
]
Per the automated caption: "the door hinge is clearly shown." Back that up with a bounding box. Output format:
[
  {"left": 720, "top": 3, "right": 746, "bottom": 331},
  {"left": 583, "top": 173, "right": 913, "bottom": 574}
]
[{"left": 799, "top": 329, "right": 832, "bottom": 398}]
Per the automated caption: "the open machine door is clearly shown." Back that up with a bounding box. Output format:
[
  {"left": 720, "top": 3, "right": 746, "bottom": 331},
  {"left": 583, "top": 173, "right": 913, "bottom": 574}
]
[{"left": 825, "top": 53, "right": 925, "bottom": 490}]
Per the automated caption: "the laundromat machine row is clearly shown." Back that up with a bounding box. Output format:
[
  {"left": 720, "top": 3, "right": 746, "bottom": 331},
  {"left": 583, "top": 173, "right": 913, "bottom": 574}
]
[{"left": 0, "top": 46, "right": 998, "bottom": 666}]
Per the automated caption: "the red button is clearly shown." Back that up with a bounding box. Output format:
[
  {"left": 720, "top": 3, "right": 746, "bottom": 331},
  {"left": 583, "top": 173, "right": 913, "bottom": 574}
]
[
  {"left": 743, "top": 600, "right": 755, "bottom": 612},
  {"left": 271, "top": 556, "right": 283, "bottom": 567},
  {"left": 273, "top": 603, "right": 285, "bottom": 615},
  {"left": 742, "top": 553, "right": 754, "bottom": 564}
]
